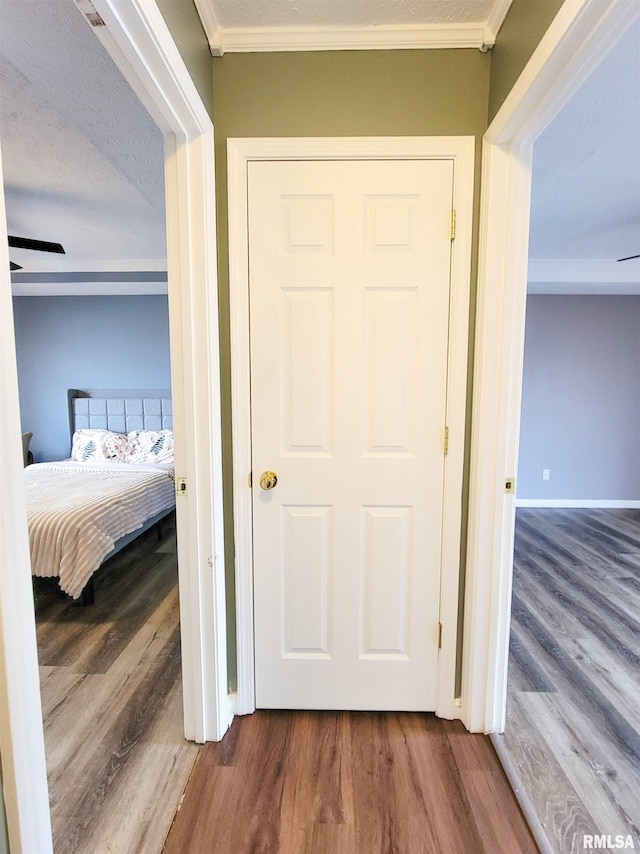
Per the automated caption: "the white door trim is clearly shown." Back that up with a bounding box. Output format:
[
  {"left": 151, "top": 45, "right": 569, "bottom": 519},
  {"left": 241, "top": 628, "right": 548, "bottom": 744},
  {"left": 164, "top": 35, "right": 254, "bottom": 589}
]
[
  {"left": 228, "top": 136, "right": 475, "bottom": 719},
  {"left": 462, "top": 0, "right": 640, "bottom": 733},
  {"left": 92, "top": 0, "right": 232, "bottom": 744},
  {"left": 0, "top": 1, "right": 230, "bottom": 849},
  {"left": 0, "top": 148, "right": 53, "bottom": 854}
]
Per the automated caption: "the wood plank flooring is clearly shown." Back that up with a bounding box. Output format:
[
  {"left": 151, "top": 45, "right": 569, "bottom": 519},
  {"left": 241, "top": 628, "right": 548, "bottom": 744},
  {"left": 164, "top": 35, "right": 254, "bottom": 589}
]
[
  {"left": 41, "top": 505, "right": 639, "bottom": 852},
  {"left": 34, "top": 514, "right": 199, "bottom": 854},
  {"left": 495, "top": 508, "right": 640, "bottom": 853},
  {"left": 163, "top": 710, "right": 538, "bottom": 853}
]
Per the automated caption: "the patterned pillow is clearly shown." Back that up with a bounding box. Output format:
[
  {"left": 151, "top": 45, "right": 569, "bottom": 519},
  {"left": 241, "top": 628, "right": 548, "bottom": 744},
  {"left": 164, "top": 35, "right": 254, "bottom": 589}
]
[
  {"left": 124, "top": 429, "right": 174, "bottom": 465},
  {"left": 71, "top": 429, "right": 128, "bottom": 463}
]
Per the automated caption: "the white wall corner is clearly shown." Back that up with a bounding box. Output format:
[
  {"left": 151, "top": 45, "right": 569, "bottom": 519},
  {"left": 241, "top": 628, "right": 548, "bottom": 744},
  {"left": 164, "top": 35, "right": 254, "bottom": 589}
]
[{"left": 193, "top": 0, "right": 223, "bottom": 56}]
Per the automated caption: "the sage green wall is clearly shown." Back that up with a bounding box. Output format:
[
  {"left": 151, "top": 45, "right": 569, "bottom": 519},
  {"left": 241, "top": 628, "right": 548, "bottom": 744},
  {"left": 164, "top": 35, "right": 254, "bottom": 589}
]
[
  {"left": 139, "top": 4, "right": 568, "bottom": 699},
  {"left": 212, "top": 49, "right": 492, "bottom": 687},
  {"left": 155, "top": 0, "right": 213, "bottom": 119},
  {"left": 488, "top": 0, "right": 565, "bottom": 120}
]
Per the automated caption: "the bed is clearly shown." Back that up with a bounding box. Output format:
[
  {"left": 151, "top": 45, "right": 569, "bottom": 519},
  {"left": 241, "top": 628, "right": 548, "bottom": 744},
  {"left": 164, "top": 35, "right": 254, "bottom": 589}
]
[{"left": 25, "top": 389, "right": 176, "bottom": 604}]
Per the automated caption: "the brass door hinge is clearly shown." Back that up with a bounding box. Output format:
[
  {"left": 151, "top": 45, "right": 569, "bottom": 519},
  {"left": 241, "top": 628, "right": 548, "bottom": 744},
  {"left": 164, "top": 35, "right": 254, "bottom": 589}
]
[
  {"left": 443, "top": 426, "right": 449, "bottom": 455},
  {"left": 438, "top": 622, "right": 443, "bottom": 649},
  {"left": 450, "top": 210, "right": 456, "bottom": 240}
]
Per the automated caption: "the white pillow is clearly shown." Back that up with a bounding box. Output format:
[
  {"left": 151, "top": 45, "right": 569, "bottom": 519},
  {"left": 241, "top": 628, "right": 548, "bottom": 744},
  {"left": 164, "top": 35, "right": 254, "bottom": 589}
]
[
  {"left": 124, "top": 429, "right": 174, "bottom": 465},
  {"left": 71, "top": 429, "right": 128, "bottom": 463}
]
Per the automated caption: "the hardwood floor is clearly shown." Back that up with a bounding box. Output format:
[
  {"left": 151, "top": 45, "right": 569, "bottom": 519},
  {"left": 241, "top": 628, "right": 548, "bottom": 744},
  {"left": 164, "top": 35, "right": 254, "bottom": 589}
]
[
  {"left": 494, "top": 508, "right": 640, "bottom": 853},
  {"left": 41, "top": 506, "right": 639, "bottom": 852},
  {"left": 164, "top": 710, "right": 537, "bottom": 853},
  {"left": 34, "top": 514, "right": 199, "bottom": 854}
]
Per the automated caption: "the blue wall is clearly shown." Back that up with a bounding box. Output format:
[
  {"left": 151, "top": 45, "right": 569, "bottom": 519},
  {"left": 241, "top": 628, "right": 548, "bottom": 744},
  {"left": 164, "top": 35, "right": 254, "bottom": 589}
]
[
  {"left": 13, "top": 295, "right": 171, "bottom": 462},
  {"left": 518, "top": 295, "right": 640, "bottom": 501}
]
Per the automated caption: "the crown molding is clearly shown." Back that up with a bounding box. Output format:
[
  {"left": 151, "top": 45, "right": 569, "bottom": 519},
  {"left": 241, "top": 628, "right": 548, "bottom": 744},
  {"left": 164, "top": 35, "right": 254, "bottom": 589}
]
[
  {"left": 527, "top": 257, "right": 640, "bottom": 294},
  {"left": 219, "top": 23, "right": 491, "bottom": 54},
  {"left": 192, "top": 0, "right": 222, "bottom": 55},
  {"left": 192, "top": 1, "right": 505, "bottom": 57},
  {"left": 485, "top": 0, "right": 514, "bottom": 45},
  {"left": 6, "top": 258, "right": 167, "bottom": 274},
  {"left": 11, "top": 268, "right": 169, "bottom": 295},
  {"left": 12, "top": 282, "right": 168, "bottom": 296}
]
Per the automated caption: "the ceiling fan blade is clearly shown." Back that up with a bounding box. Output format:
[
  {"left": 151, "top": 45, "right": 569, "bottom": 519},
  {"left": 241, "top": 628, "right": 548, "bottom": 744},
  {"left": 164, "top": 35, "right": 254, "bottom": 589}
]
[
  {"left": 8, "top": 235, "right": 65, "bottom": 254},
  {"left": 10, "top": 261, "right": 23, "bottom": 271},
  {"left": 617, "top": 253, "right": 640, "bottom": 262}
]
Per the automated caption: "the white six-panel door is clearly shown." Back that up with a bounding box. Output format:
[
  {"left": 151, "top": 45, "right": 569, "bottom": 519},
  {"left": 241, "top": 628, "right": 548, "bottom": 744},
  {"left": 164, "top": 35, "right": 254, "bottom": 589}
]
[{"left": 249, "top": 159, "right": 454, "bottom": 710}]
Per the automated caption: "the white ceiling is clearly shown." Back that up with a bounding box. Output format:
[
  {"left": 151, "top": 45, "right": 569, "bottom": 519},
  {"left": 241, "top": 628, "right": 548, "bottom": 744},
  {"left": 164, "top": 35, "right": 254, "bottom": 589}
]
[
  {"left": 1, "top": 0, "right": 638, "bottom": 295},
  {"left": 195, "top": 0, "right": 512, "bottom": 54},
  {"left": 212, "top": 0, "right": 499, "bottom": 28},
  {"left": 0, "top": 0, "right": 166, "bottom": 290},
  {"left": 528, "top": 16, "right": 640, "bottom": 293}
]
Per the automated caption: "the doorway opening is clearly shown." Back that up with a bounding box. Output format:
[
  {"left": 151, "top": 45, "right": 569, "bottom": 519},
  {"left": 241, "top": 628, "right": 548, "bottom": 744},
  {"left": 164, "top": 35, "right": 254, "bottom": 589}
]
[
  {"left": 0, "top": 1, "right": 227, "bottom": 850},
  {"left": 497, "top": 19, "right": 640, "bottom": 849}
]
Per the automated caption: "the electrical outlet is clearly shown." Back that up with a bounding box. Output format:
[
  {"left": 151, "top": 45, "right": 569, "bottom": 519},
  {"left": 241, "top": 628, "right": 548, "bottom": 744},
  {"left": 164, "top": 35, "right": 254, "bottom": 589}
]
[{"left": 543, "top": 469, "right": 550, "bottom": 481}]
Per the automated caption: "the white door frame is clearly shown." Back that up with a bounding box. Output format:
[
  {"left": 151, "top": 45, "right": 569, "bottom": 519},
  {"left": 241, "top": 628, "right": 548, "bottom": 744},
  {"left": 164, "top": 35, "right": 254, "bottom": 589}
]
[
  {"left": 228, "top": 136, "right": 475, "bottom": 719},
  {"left": 0, "top": 149, "right": 53, "bottom": 854},
  {"left": 462, "top": 0, "right": 640, "bottom": 733},
  {"left": 0, "top": 1, "right": 230, "bottom": 849}
]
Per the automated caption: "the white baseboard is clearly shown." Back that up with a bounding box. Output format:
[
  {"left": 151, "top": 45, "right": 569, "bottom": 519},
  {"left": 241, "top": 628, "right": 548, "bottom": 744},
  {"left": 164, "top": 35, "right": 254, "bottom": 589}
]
[{"left": 516, "top": 498, "right": 640, "bottom": 509}]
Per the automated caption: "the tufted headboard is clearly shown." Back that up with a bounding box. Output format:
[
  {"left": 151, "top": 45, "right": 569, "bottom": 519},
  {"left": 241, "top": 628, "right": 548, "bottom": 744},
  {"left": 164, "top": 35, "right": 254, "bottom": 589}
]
[{"left": 68, "top": 389, "right": 172, "bottom": 448}]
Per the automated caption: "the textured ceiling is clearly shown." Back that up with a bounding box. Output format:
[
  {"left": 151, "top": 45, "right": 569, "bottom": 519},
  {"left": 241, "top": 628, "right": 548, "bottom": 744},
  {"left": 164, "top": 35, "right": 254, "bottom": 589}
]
[
  {"left": 529, "top": 17, "right": 640, "bottom": 266},
  {"left": 1, "top": 0, "right": 638, "bottom": 294},
  {"left": 0, "top": 0, "right": 166, "bottom": 277},
  {"left": 211, "top": 0, "right": 496, "bottom": 29}
]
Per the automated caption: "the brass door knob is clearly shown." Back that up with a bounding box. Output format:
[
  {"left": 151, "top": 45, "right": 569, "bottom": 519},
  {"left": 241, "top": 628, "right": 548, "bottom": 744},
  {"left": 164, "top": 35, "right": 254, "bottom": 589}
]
[{"left": 259, "top": 470, "right": 278, "bottom": 490}]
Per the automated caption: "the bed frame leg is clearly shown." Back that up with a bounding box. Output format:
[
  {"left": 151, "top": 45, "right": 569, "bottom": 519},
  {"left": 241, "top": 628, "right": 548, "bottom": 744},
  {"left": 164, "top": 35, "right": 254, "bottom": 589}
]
[{"left": 81, "top": 578, "right": 95, "bottom": 606}]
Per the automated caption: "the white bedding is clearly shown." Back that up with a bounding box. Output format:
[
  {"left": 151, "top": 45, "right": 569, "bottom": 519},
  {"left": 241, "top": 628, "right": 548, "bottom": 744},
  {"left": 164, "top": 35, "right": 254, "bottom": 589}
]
[{"left": 25, "top": 461, "right": 176, "bottom": 599}]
